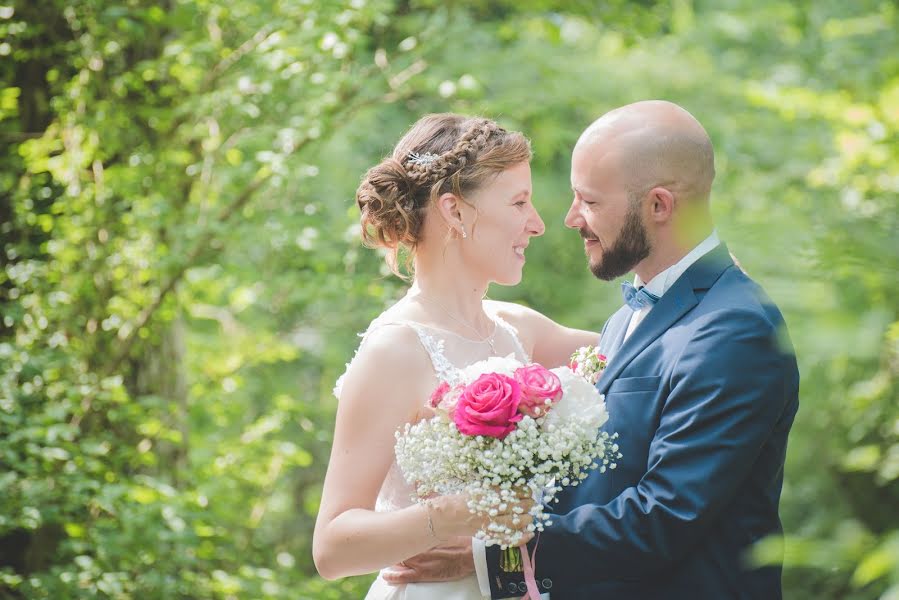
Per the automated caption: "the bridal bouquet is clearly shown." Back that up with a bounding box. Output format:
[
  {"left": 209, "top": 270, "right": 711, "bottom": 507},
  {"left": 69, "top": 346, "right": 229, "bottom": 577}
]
[{"left": 394, "top": 353, "right": 620, "bottom": 549}]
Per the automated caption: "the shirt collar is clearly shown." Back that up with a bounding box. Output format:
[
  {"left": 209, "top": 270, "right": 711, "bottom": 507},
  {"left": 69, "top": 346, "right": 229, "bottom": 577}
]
[{"left": 634, "top": 230, "right": 721, "bottom": 298}]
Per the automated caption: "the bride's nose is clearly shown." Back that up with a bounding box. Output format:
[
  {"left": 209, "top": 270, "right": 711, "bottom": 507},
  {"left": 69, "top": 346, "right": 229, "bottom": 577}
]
[{"left": 528, "top": 206, "right": 546, "bottom": 237}]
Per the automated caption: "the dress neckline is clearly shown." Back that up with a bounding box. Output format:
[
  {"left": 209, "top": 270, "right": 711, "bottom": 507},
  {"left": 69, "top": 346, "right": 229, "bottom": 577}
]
[
  {"left": 400, "top": 319, "right": 499, "bottom": 346},
  {"left": 392, "top": 292, "right": 501, "bottom": 346},
  {"left": 333, "top": 308, "right": 530, "bottom": 401}
]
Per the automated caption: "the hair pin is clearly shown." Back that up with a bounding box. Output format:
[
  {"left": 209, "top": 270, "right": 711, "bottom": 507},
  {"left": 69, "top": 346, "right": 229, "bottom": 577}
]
[{"left": 407, "top": 151, "right": 439, "bottom": 166}]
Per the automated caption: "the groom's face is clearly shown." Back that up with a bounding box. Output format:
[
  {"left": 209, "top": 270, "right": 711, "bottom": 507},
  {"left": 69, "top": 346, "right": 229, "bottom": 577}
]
[{"left": 566, "top": 143, "right": 652, "bottom": 281}]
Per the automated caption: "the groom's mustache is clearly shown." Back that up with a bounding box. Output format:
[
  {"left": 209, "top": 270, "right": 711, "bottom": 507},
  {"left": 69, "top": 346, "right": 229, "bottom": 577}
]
[{"left": 579, "top": 227, "right": 598, "bottom": 241}]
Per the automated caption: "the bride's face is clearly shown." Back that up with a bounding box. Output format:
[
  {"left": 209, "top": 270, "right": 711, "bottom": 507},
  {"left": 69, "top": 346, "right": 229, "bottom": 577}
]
[{"left": 462, "top": 161, "right": 545, "bottom": 285}]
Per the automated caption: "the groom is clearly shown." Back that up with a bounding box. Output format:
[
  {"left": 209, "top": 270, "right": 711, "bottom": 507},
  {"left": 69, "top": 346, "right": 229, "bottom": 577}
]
[{"left": 385, "top": 100, "right": 800, "bottom": 599}]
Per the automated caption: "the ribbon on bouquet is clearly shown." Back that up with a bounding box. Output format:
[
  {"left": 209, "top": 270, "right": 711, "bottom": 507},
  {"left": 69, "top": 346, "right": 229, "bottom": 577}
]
[{"left": 519, "top": 534, "right": 541, "bottom": 600}]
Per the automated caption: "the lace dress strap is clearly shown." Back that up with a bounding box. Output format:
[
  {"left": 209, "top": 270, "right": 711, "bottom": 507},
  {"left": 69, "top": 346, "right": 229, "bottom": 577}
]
[
  {"left": 332, "top": 319, "right": 459, "bottom": 399},
  {"left": 491, "top": 312, "right": 531, "bottom": 363},
  {"left": 400, "top": 322, "right": 460, "bottom": 385}
]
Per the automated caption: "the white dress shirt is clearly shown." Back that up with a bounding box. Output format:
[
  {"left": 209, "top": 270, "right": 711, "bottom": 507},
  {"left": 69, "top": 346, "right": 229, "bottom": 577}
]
[
  {"left": 624, "top": 230, "right": 720, "bottom": 339},
  {"left": 473, "top": 230, "right": 720, "bottom": 598}
]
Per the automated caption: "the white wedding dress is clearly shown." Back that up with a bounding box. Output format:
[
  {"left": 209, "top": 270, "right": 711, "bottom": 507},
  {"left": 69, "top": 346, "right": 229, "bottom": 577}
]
[{"left": 334, "top": 295, "right": 531, "bottom": 600}]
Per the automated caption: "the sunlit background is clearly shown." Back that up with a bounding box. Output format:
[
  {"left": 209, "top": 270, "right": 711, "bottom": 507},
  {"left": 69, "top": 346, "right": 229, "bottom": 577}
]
[{"left": 1, "top": 0, "right": 897, "bottom": 598}]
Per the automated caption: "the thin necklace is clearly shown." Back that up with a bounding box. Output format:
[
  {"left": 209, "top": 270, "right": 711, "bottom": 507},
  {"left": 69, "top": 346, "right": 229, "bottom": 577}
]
[{"left": 413, "top": 293, "right": 498, "bottom": 353}]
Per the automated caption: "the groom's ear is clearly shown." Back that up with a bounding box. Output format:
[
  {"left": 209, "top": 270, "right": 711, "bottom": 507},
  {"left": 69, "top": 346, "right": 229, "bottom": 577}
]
[{"left": 647, "top": 186, "right": 675, "bottom": 223}]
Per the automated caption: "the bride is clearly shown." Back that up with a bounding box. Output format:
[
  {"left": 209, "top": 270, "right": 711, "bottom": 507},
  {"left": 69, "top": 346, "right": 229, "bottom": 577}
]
[{"left": 312, "top": 114, "right": 598, "bottom": 599}]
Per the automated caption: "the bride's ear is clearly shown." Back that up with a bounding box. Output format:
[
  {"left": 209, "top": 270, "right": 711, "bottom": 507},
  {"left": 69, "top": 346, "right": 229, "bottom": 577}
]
[{"left": 436, "top": 192, "right": 467, "bottom": 238}]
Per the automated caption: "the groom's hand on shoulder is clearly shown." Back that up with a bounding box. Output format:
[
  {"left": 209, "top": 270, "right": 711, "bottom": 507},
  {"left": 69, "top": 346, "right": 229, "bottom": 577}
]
[{"left": 381, "top": 537, "right": 475, "bottom": 585}]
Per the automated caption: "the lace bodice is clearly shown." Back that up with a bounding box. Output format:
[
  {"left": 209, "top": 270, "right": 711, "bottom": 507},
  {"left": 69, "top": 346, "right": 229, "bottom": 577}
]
[
  {"left": 333, "top": 302, "right": 529, "bottom": 398},
  {"left": 333, "top": 296, "right": 530, "bottom": 512}
]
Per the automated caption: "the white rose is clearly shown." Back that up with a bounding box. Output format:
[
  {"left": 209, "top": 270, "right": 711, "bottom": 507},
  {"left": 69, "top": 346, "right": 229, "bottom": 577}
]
[
  {"left": 457, "top": 354, "right": 523, "bottom": 383},
  {"left": 545, "top": 368, "right": 609, "bottom": 431}
]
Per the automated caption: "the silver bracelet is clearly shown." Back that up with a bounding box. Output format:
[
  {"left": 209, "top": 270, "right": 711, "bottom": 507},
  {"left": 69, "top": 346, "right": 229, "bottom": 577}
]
[{"left": 424, "top": 499, "right": 443, "bottom": 542}]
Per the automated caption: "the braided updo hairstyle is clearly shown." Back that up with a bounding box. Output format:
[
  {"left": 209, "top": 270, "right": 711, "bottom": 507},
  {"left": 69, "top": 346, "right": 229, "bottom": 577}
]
[{"left": 355, "top": 113, "right": 532, "bottom": 276}]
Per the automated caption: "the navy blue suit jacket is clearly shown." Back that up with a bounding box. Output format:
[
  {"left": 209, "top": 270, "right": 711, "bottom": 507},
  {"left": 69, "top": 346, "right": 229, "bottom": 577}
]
[{"left": 488, "top": 244, "right": 799, "bottom": 599}]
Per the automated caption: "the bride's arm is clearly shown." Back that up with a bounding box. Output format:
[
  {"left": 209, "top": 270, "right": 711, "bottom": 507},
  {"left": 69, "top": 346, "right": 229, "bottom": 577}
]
[
  {"left": 313, "top": 326, "right": 482, "bottom": 580},
  {"left": 488, "top": 301, "right": 599, "bottom": 368}
]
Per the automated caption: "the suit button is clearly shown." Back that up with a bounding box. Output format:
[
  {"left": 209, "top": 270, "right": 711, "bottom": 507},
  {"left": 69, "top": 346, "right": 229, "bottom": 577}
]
[
  {"left": 507, "top": 583, "right": 519, "bottom": 594},
  {"left": 541, "top": 578, "right": 553, "bottom": 590}
]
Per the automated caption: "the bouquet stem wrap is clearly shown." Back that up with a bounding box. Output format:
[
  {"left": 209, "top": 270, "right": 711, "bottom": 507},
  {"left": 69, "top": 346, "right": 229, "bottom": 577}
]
[{"left": 520, "top": 538, "right": 540, "bottom": 599}]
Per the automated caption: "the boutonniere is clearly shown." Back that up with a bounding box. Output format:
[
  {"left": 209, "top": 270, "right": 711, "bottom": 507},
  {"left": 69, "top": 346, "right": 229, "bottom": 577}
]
[{"left": 568, "top": 346, "right": 608, "bottom": 385}]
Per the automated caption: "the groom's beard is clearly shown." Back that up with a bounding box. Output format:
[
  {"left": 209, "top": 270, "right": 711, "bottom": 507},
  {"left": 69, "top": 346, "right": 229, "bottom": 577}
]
[{"left": 585, "top": 206, "right": 651, "bottom": 281}]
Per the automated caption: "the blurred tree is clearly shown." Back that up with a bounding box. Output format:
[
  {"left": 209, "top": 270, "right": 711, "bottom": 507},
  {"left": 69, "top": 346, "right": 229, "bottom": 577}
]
[{"left": 1, "top": 0, "right": 896, "bottom": 598}]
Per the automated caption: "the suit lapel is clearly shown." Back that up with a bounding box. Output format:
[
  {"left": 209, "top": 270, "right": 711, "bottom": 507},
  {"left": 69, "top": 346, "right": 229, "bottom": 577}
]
[{"left": 596, "top": 244, "right": 735, "bottom": 396}]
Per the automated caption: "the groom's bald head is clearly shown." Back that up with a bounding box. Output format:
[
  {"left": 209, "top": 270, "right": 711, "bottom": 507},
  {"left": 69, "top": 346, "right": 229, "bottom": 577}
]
[
  {"left": 577, "top": 100, "right": 715, "bottom": 207},
  {"left": 566, "top": 101, "right": 717, "bottom": 282}
]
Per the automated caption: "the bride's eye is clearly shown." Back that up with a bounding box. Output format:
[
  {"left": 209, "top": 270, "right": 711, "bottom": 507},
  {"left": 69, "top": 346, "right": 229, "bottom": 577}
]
[{"left": 514, "top": 201, "right": 527, "bottom": 207}]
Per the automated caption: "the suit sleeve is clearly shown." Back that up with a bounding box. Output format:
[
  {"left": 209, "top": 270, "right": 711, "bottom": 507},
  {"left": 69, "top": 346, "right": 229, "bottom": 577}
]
[{"left": 511, "top": 308, "right": 796, "bottom": 582}]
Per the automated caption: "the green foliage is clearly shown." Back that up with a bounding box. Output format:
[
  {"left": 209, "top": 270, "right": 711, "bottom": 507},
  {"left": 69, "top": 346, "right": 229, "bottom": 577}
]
[{"left": 1, "top": 0, "right": 897, "bottom": 598}]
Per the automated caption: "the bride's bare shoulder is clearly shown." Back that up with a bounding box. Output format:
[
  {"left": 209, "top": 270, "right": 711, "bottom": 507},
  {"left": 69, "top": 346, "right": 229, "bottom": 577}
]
[
  {"left": 338, "top": 322, "right": 433, "bottom": 406},
  {"left": 351, "top": 323, "right": 429, "bottom": 373}
]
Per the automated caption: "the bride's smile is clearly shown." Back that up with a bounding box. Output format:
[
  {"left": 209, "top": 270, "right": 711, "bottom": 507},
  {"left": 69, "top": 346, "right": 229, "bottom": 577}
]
[{"left": 453, "top": 160, "right": 545, "bottom": 287}]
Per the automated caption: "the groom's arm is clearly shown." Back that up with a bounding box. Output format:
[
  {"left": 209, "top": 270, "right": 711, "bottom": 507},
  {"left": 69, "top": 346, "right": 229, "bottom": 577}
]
[{"left": 489, "top": 308, "right": 798, "bottom": 585}]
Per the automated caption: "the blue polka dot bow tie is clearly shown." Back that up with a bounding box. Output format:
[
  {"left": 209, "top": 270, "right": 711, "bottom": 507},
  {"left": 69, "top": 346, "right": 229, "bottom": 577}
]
[{"left": 621, "top": 281, "right": 661, "bottom": 311}]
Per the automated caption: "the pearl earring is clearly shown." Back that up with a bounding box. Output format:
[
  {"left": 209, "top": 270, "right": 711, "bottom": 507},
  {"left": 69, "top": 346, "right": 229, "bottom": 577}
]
[{"left": 460, "top": 227, "right": 468, "bottom": 239}]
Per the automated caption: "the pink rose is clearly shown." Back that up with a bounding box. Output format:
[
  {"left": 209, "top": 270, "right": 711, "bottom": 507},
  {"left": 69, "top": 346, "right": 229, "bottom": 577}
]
[
  {"left": 453, "top": 373, "right": 523, "bottom": 439},
  {"left": 429, "top": 381, "right": 451, "bottom": 408},
  {"left": 594, "top": 354, "right": 608, "bottom": 384},
  {"left": 514, "top": 364, "right": 562, "bottom": 417}
]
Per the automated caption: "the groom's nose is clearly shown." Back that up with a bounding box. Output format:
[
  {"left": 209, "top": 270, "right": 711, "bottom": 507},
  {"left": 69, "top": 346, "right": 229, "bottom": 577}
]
[{"left": 564, "top": 198, "right": 584, "bottom": 229}]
